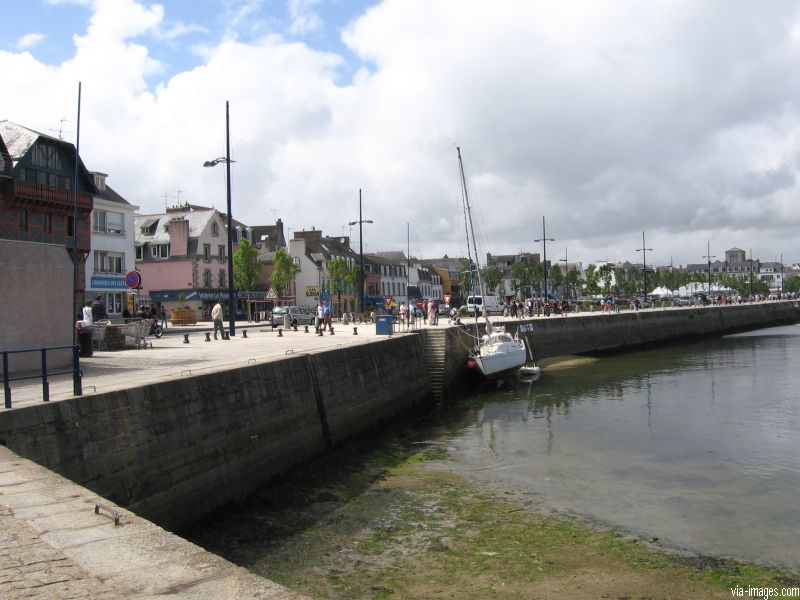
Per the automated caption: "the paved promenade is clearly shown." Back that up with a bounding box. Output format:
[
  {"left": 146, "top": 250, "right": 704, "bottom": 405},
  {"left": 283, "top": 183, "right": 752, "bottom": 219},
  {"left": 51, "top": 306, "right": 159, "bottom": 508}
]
[
  {"left": 4, "top": 303, "right": 784, "bottom": 410},
  {"left": 4, "top": 318, "right": 418, "bottom": 411}
]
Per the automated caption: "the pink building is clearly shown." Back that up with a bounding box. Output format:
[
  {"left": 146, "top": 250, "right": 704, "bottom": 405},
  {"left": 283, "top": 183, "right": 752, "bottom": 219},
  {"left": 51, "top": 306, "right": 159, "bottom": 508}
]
[{"left": 134, "top": 204, "right": 248, "bottom": 318}]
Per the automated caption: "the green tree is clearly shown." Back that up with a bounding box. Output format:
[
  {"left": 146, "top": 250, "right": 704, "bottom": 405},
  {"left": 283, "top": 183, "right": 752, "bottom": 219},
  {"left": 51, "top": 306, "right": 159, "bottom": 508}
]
[
  {"left": 584, "top": 264, "right": 600, "bottom": 296},
  {"left": 510, "top": 261, "right": 530, "bottom": 299},
  {"left": 458, "top": 259, "right": 476, "bottom": 299},
  {"left": 348, "top": 263, "right": 365, "bottom": 312},
  {"left": 565, "top": 266, "right": 581, "bottom": 299},
  {"left": 549, "top": 264, "right": 563, "bottom": 297},
  {"left": 233, "top": 239, "right": 263, "bottom": 321},
  {"left": 530, "top": 262, "right": 544, "bottom": 297},
  {"left": 327, "top": 257, "right": 350, "bottom": 316},
  {"left": 483, "top": 265, "right": 504, "bottom": 295},
  {"left": 271, "top": 247, "right": 299, "bottom": 303},
  {"left": 785, "top": 276, "right": 800, "bottom": 293},
  {"left": 598, "top": 264, "right": 614, "bottom": 295}
]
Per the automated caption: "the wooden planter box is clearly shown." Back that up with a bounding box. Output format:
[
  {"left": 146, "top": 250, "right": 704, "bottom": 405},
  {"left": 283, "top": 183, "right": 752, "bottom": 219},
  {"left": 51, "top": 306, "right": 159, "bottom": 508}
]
[{"left": 170, "top": 308, "right": 197, "bottom": 326}]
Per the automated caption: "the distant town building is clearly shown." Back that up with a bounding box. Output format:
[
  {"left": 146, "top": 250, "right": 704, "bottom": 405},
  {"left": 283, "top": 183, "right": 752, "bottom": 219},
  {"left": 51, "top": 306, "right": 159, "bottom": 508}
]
[
  {"left": 134, "top": 203, "right": 253, "bottom": 317},
  {"left": 0, "top": 120, "right": 96, "bottom": 309},
  {"left": 85, "top": 172, "right": 138, "bottom": 317}
]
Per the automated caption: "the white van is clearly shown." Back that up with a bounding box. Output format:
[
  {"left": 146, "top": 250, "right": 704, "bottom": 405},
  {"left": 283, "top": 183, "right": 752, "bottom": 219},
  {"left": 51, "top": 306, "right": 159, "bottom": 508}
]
[{"left": 466, "top": 295, "right": 503, "bottom": 316}]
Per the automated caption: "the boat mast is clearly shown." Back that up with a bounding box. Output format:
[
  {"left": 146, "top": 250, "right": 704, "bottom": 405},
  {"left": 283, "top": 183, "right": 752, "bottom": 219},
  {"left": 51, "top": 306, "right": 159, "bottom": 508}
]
[{"left": 457, "top": 147, "right": 489, "bottom": 325}]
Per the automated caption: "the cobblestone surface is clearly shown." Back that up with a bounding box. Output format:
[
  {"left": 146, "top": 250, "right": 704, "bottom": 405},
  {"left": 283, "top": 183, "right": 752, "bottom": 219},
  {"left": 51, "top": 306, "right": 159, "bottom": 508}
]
[
  {"left": 0, "top": 448, "right": 307, "bottom": 599},
  {"left": 0, "top": 507, "right": 122, "bottom": 599}
]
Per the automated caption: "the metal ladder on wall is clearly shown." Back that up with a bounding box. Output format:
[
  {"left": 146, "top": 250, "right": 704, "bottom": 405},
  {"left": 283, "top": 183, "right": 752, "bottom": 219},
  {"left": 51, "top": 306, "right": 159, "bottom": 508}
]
[{"left": 423, "top": 329, "right": 448, "bottom": 407}]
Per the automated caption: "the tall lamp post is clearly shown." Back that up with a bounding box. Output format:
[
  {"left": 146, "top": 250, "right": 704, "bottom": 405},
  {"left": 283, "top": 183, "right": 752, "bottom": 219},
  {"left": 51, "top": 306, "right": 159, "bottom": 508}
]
[
  {"left": 407, "top": 222, "right": 411, "bottom": 306},
  {"left": 702, "top": 241, "right": 715, "bottom": 296},
  {"left": 559, "top": 247, "right": 569, "bottom": 300},
  {"left": 534, "top": 216, "right": 555, "bottom": 300},
  {"left": 203, "top": 100, "right": 236, "bottom": 337},
  {"left": 635, "top": 230, "right": 652, "bottom": 305},
  {"left": 348, "top": 189, "right": 373, "bottom": 314}
]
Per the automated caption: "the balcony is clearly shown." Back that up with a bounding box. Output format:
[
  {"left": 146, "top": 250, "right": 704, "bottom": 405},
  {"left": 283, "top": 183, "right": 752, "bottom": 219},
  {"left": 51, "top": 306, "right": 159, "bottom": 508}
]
[{"left": 13, "top": 180, "right": 92, "bottom": 209}]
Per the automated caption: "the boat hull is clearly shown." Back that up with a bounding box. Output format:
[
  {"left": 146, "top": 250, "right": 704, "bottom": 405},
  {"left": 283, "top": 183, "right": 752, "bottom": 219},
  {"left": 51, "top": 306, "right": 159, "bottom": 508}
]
[{"left": 473, "top": 344, "right": 527, "bottom": 379}]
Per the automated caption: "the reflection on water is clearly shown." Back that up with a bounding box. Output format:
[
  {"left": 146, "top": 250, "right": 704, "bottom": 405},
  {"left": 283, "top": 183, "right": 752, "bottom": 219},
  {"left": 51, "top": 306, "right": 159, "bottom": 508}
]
[{"left": 437, "top": 324, "right": 800, "bottom": 570}]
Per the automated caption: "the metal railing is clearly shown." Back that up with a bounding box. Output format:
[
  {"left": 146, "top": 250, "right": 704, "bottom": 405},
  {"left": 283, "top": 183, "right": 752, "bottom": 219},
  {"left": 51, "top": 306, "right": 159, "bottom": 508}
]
[{"left": 2, "top": 345, "right": 82, "bottom": 408}]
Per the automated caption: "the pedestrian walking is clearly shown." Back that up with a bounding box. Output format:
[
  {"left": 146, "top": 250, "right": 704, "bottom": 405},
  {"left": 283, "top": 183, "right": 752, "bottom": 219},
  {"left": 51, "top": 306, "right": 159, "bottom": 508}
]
[
  {"left": 430, "top": 300, "right": 439, "bottom": 325},
  {"left": 212, "top": 301, "right": 225, "bottom": 339},
  {"left": 160, "top": 306, "right": 168, "bottom": 329},
  {"left": 323, "top": 300, "right": 332, "bottom": 330},
  {"left": 91, "top": 294, "right": 108, "bottom": 321}
]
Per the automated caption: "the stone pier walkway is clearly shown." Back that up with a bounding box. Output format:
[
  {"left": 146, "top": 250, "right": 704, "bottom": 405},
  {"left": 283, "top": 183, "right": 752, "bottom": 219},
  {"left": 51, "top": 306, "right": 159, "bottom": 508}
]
[{"left": 0, "top": 445, "right": 308, "bottom": 599}]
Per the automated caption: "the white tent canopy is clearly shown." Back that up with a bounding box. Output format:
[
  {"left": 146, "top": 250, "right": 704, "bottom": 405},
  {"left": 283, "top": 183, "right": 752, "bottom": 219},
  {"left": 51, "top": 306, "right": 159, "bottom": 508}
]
[
  {"left": 650, "top": 286, "right": 674, "bottom": 297},
  {"left": 674, "top": 282, "right": 733, "bottom": 296}
]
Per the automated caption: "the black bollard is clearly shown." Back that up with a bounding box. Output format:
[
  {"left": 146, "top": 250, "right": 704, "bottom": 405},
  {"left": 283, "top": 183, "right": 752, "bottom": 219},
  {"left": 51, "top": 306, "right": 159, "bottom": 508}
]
[
  {"left": 293, "top": 324, "right": 298, "bottom": 332},
  {"left": 304, "top": 325, "right": 309, "bottom": 333},
  {"left": 205, "top": 332, "right": 211, "bottom": 342},
  {"left": 329, "top": 326, "right": 334, "bottom": 335},
  {"left": 183, "top": 333, "right": 190, "bottom": 344},
  {"left": 242, "top": 329, "right": 248, "bottom": 338},
  {"left": 277, "top": 328, "right": 283, "bottom": 337},
  {"left": 353, "top": 327, "right": 358, "bottom": 335}
]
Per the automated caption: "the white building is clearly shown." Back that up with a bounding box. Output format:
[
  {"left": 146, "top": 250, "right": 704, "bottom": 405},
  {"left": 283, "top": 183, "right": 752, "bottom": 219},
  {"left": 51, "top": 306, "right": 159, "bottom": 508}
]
[
  {"left": 85, "top": 172, "right": 139, "bottom": 316},
  {"left": 367, "top": 252, "right": 410, "bottom": 306},
  {"left": 289, "top": 229, "right": 358, "bottom": 311}
]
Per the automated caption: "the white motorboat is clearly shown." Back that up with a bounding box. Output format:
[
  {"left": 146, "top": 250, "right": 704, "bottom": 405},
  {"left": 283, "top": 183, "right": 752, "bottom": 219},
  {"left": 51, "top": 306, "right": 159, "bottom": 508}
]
[{"left": 457, "top": 147, "right": 527, "bottom": 380}]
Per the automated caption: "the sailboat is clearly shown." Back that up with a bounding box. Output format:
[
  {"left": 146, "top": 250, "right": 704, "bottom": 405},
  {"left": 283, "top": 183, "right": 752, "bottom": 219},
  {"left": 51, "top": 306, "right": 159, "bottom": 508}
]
[{"left": 457, "top": 147, "right": 527, "bottom": 379}]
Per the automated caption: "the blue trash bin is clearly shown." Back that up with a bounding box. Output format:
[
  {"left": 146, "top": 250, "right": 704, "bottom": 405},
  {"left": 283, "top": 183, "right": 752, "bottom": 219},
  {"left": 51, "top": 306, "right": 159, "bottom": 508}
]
[{"left": 374, "top": 315, "right": 393, "bottom": 335}]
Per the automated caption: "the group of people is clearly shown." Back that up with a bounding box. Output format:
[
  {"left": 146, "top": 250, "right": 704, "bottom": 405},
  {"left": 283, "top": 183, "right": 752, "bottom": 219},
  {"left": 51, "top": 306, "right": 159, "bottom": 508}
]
[
  {"left": 316, "top": 300, "right": 333, "bottom": 331},
  {"left": 504, "top": 297, "right": 573, "bottom": 318},
  {"left": 78, "top": 294, "right": 109, "bottom": 328},
  {"left": 397, "top": 299, "right": 441, "bottom": 326}
]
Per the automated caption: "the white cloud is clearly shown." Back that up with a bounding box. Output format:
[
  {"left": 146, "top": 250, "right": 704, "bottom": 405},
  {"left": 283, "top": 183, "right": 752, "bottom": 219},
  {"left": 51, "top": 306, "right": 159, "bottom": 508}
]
[
  {"left": 16, "top": 33, "right": 45, "bottom": 50},
  {"left": 287, "top": 0, "right": 323, "bottom": 35},
  {"left": 3, "top": 0, "right": 800, "bottom": 267}
]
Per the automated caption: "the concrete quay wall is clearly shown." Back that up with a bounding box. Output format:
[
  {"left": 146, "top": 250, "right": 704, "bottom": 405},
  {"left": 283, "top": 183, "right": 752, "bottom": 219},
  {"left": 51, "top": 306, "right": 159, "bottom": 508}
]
[
  {"left": 0, "top": 335, "right": 429, "bottom": 531},
  {"left": 524, "top": 302, "right": 800, "bottom": 358},
  {"left": 446, "top": 302, "right": 800, "bottom": 376}
]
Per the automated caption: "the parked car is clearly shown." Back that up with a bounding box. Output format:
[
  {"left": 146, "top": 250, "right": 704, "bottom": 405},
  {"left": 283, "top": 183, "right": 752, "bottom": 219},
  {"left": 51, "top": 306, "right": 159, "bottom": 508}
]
[{"left": 271, "top": 305, "right": 315, "bottom": 326}]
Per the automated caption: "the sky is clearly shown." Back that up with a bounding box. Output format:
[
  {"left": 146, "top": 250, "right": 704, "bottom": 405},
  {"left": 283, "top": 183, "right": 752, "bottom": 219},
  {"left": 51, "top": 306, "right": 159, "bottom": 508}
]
[{"left": 2, "top": 0, "right": 800, "bottom": 268}]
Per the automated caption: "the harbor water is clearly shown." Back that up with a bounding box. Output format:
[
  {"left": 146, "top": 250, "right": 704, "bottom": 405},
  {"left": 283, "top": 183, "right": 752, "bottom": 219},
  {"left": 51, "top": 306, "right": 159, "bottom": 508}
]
[
  {"left": 438, "top": 323, "right": 800, "bottom": 570},
  {"left": 185, "top": 323, "right": 800, "bottom": 577}
]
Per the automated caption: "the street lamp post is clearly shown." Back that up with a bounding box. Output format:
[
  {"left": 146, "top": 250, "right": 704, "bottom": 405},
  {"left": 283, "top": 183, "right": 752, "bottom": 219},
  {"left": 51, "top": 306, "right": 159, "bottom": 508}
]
[
  {"left": 203, "top": 100, "right": 236, "bottom": 337},
  {"left": 702, "top": 241, "right": 715, "bottom": 297},
  {"left": 534, "top": 216, "right": 555, "bottom": 300},
  {"left": 407, "top": 222, "right": 410, "bottom": 306},
  {"left": 348, "top": 189, "right": 373, "bottom": 315},
  {"left": 635, "top": 230, "right": 653, "bottom": 305},
  {"left": 559, "top": 247, "right": 568, "bottom": 300}
]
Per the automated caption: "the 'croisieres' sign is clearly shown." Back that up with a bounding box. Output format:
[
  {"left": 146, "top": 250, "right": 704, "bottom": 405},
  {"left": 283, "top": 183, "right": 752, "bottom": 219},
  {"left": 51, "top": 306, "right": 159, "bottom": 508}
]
[{"left": 92, "top": 276, "right": 127, "bottom": 289}]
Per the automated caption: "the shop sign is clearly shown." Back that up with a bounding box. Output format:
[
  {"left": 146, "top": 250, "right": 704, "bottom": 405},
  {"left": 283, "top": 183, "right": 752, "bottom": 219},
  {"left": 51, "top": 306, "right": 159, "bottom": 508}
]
[{"left": 91, "top": 276, "right": 127, "bottom": 289}]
